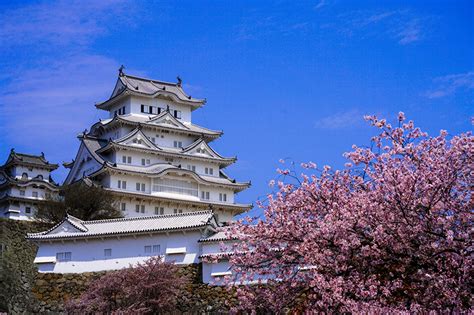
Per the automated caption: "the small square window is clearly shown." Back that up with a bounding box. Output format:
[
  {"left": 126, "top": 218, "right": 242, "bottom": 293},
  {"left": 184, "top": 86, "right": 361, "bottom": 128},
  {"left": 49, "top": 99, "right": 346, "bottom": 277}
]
[
  {"left": 57, "top": 252, "right": 72, "bottom": 262},
  {"left": 135, "top": 205, "right": 140, "bottom": 213},
  {"left": 122, "top": 156, "right": 126, "bottom": 163},
  {"left": 141, "top": 183, "right": 145, "bottom": 192},
  {"left": 146, "top": 159, "right": 150, "bottom": 165},
  {"left": 136, "top": 183, "right": 141, "bottom": 191},
  {"left": 32, "top": 191, "right": 38, "bottom": 198},
  {"left": 155, "top": 207, "right": 164, "bottom": 215},
  {"left": 153, "top": 245, "right": 160, "bottom": 253},
  {"left": 127, "top": 156, "right": 132, "bottom": 164},
  {"left": 145, "top": 245, "right": 152, "bottom": 254},
  {"left": 25, "top": 207, "right": 31, "bottom": 214},
  {"left": 19, "top": 190, "right": 25, "bottom": 196},
  {"left": 121, "top": 203, "right": 126, "bottom": 211},
  {"left": 104, "top": 249, "right": 112, "bottom": 257}
]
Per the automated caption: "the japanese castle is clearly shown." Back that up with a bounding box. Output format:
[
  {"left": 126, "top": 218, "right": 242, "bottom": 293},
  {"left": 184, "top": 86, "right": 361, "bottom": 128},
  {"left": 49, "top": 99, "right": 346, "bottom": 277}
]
[
  {"left": 0, "top": 150, "right": 59, "bottom": 220},
  {"left": 63, "top": 68, "right": 251, "bottom": 224},
  {"left": 25, "top": 69, "right": 248, "bottom": 279}
]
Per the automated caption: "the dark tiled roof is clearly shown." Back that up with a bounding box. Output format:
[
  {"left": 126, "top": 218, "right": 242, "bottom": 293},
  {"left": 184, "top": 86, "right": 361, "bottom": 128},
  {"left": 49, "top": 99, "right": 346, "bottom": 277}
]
[
  {"left": 28, "top": 211, "right": 216, "bottom": 241},
  {"left": 2, "top": 150, "right": 58, "bottom": 170}
]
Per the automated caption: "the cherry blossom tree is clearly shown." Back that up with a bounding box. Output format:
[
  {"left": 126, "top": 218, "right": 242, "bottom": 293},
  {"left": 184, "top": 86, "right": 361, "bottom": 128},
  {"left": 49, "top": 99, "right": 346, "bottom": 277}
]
[
  {"left": 65, "top": 256, "right": 188, "bottom": 314},
  {"left": 228, "top": 113, "right": 473, "bottom": 313}
]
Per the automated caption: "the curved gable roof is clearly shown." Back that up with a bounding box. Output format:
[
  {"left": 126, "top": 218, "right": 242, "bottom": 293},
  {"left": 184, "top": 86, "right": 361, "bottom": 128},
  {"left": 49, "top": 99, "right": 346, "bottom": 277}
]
[{"left": 96, "top": 72, "right": 205, "bottom": 110}]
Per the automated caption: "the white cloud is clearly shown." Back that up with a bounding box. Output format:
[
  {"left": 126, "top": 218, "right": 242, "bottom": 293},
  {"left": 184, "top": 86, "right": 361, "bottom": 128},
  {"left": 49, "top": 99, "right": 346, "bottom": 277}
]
[
  {"left": 314, "top": 109, "right": 364, "bottom": 129},
  {"left": 0, "top": 0, "right": 134, "bottom": 49},
  {"left": 333, "top": 9, "right": 426, "bottom": 45},
  {"left": 0, "top": 54, "right": 119, "bottom": 147},
  {"left": 0, "top": 0, "right": 143, "bottom": 177},
  {"left": 314, "top": 0, "right": 326, "bottom": 10},
  {"left": 425, "top": 71, "right": 474, "bottom": 99}
]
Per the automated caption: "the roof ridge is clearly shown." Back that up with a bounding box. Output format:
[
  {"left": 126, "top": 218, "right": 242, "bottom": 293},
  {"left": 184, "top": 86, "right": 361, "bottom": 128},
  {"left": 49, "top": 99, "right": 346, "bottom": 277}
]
[
  {"left": 85, "top": 210, "right": 213, "bottom": 225},
  {"left": 122, "top": 73, "right": 179, "bottom": 87}
]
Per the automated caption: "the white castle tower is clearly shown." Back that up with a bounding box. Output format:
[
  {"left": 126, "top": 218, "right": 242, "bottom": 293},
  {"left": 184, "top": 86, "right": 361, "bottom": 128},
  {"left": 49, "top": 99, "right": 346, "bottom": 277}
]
[{"left": 64, "top": 68, "right": 251, "bottom": 224}]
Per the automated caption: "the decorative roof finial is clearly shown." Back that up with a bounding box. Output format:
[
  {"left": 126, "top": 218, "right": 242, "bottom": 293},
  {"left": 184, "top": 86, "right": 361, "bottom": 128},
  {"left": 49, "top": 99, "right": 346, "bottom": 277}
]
[
  {"left": 176, "top": 76, "right": 182, "bottom": 87},
  {"left": 166, "top": 105, "right": 170, "bottom": 112},
  {"left": 10, "top": 148, "right": 15, "bottom": 154},
  {"left": 118, "top": 65, "right": 125, "bottom": 76},
  {"left": 41, "top": 152, "right": 45, "bottom": 158}
]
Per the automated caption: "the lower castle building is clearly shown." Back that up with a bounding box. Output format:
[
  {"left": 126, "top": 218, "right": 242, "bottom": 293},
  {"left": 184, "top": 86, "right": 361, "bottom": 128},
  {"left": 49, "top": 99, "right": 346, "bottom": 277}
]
[{"left": 28, "top": 212, "right": 234, "bottom": 284}]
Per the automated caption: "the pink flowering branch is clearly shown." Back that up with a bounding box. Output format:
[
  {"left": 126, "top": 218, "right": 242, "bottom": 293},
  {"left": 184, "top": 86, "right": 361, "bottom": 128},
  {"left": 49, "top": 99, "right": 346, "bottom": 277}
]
[{"left": 227, "top": 113, "right": 473, "bottom": 313}]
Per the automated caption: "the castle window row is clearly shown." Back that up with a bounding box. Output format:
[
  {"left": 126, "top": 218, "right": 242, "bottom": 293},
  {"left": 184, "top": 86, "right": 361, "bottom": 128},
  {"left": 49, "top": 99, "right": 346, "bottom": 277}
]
[
  {"left": 140, "top": 104, "right": 181, "bottom": 119},
  {"left": 114, "top": 106, "right": 126, "bottom": 116},
  {"left": 56, "top": 245, "right": 164, "bottom": 263}
]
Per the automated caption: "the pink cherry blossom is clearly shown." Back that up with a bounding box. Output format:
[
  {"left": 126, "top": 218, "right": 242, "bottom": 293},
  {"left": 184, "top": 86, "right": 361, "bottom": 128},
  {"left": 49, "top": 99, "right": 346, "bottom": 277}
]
[{"left": 226, "top": 114, "right": 473, "bottom": 313}]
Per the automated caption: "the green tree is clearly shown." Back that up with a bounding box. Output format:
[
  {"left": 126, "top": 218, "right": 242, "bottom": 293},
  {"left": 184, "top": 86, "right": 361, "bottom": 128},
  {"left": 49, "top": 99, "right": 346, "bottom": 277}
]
[{"left": 36, "top": 182, "right": 122, "bottom": 223}]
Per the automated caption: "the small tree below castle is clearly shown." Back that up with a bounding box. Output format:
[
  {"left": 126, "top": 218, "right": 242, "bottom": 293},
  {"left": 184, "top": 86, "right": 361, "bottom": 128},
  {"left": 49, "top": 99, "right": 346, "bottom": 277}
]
[{"left": 65, "top": 256, "right": 188, "bottom": 314}]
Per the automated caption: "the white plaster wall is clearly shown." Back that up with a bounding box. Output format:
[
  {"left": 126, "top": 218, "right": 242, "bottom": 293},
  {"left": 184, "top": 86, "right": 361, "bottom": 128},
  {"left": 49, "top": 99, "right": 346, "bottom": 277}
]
[
  {"left": 1, "top": 200, "right": 39, "bottom": 220},
  {"left": 105, "top": 173, "right": 235, "bottom": 205},
  {"left": 34, "top": 231, "right": 203, "bottom": 273},
  {"left": 128, "top": 96, "right": 193, "bottom": 123},
  {"left": 111, "top": 147, "right": 225, "bottom": 180},
  {"left": 201, "top": 240, "right": 236, "bottom": 285},
  {"left": 108, "top": 97, "right": 132, "bottom": 118},
  {"left": 202, "top": 261, "right": 232, "bottom": 285},
  {"left": 12, "top": 166, "right": 50, "bottom": 180},
  {"left": 142, "top": 130, "right": 195, "bottom": 149}
]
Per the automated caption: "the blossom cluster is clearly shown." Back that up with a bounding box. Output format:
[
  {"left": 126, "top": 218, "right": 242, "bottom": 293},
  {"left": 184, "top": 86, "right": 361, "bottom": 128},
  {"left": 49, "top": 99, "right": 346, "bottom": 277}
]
[{"left": 227, "top": 113, "right": 473, "bottom": 312}]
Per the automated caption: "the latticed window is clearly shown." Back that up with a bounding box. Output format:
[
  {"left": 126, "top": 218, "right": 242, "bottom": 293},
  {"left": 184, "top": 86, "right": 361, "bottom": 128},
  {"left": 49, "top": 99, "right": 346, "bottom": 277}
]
[{"left": 152, "top": 178, "right": 198, "bottom": 197}]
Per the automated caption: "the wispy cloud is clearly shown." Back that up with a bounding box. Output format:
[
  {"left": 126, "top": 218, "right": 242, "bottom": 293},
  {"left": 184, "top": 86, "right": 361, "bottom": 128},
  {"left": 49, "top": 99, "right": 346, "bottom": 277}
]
[
  {"left": 314, "top": 109, "right": 365, "bottom": 129},
  {"left": 0, "top": 54, "right": 118, "bottom": 149},
  {"left": 0, "top": 0, "right": 134, "bottom": 49},
  {"left": 333, "top": 9, "right": 427, "bottom": 45},
  {"left": 235, "top": 5, "right": 313, "bottom": 41},
  {"left": 424, "top": 71, "right": 474, "bottom": 99},
  {"left": 0, "top": 0, "right": 141, "bottom": 173},
  {"left": 314, "top": 0, "right": 326, "bottom": 10}
]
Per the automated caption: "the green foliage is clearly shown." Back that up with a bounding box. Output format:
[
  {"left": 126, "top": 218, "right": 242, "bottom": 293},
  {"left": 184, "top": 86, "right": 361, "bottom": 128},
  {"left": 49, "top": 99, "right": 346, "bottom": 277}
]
[{"left": 36, "top": 182, "right": 123, "bottom": 223}]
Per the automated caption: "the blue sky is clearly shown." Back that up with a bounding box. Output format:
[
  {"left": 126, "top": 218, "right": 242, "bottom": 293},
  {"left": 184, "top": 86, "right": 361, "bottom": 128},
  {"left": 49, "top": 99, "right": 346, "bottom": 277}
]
[{"left": 0, "top": 0, "right": 472, "bottom": 216}]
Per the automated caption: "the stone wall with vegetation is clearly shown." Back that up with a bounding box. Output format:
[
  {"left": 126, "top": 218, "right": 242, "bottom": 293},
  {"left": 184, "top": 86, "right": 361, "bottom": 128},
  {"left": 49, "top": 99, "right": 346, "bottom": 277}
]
[
  {"left": 33, "top": 264, "right": 237, "bottom": 314},
  {"left": 0, "top": 218, "right": 52, "bottom": 313},
  {"left": 1, "top": 219, "right": 236, "bottom": 314}
]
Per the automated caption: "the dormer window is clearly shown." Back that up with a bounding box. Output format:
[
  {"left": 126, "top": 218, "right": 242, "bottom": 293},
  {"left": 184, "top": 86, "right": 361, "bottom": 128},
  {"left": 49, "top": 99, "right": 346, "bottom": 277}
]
[
  {"left": 37, "top": 175, "right": 43, "bottom": 180},
  {"left": 21, "top": 173, "right": 28, "bottom": 180},
  {"left": 173, "top": 141, "right": 183, "bottom": 148}
]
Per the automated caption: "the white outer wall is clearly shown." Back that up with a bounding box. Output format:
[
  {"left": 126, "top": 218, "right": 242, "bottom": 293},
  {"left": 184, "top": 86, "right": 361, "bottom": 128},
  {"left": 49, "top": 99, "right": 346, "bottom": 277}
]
[
  {"left": 34, "top": 230, "right": 203, "bottom": 273},
  {"left": 201, "top": 240, "right": 236, "bottom": 285},
  {"left": 11, "top": 166, "right": 51, "bottom": 180},
  {"left": 107, "top": 173, "right": 235, "bottom": 205},
  {"left": 108, "top": 96, "right": 192, "bottom": 123}
]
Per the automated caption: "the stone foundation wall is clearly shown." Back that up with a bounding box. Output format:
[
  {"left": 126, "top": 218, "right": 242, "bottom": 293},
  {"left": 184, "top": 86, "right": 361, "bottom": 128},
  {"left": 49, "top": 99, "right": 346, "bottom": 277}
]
[{"left": 32, "top": 264, "right": 237, "bottom": 314}]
